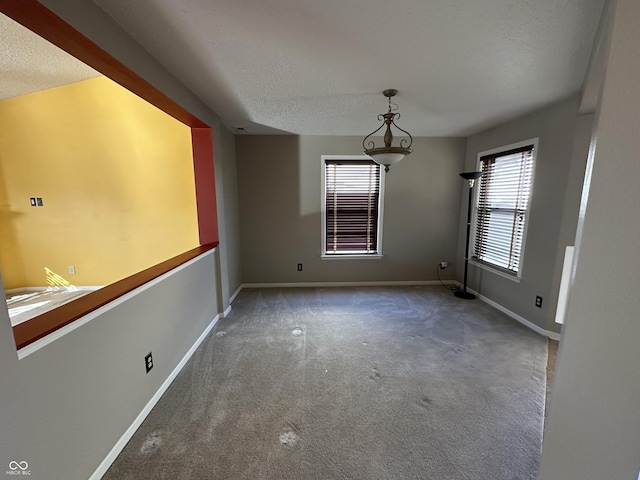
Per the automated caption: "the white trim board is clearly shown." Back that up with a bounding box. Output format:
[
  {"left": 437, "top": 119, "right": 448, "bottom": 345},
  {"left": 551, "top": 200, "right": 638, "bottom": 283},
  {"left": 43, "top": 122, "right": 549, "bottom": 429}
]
[
  {"left": 466, "top": 288, "right": 561, "bottom": 341},
  {"left": 16, "top": 249, "right": 216, "bottom": 360},
  {"left": 229, "top": 285, "right": 243, "bottom": 304},
  {"left": 88, "top": 314, "right": 220, "bottom": 480},
  {"left": 242, "top": 280, "right": 457, "bottom": 289},
  {"left": 555, "top": 245, "right": 575, "bottom": 325},
  {"left": 6, "top": 286, "right": 102, "bottom": 294}
]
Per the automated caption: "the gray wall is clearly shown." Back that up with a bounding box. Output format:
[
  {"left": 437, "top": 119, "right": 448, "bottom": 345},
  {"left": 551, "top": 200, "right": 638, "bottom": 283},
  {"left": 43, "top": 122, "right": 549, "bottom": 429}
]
[
  {"left": 0, "top": 254, "right": 219, "bottom": 480},
  {"left": 236, "top": 135, "right": 466, "bottom": 283},
  {"left": 540, "top": 0, "right": 640, "bottom": 477},
  {"left": 217, "top": 126, "right": 243, "bottom": 298},
  {"left": 0, "top": 1, "right": 241, "bottom": 478},
  {"left": 458, "top": 96, "right": 590, "bottom": 333}
]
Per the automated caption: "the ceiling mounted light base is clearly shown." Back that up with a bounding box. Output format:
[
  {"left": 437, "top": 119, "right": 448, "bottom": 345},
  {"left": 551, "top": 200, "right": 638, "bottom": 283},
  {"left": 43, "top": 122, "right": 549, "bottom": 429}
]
[{"left": 363, "top": 89, "right": 413, "bottom": 172}]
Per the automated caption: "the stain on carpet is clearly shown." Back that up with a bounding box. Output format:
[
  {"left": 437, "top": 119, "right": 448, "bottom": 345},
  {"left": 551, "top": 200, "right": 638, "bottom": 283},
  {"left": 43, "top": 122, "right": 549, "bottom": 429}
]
[
  {"left": 279, "top": 431, "right": 299, "bottom": 447},
  {"left": 139, "top": 431, "right": 163, "bottom": 455}
]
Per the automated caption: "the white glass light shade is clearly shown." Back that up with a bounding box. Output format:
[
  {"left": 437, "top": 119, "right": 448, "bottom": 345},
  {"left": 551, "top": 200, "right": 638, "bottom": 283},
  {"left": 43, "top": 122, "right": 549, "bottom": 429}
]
[{"left": 366, "top": 152, "right": 406, "bottom": 167}]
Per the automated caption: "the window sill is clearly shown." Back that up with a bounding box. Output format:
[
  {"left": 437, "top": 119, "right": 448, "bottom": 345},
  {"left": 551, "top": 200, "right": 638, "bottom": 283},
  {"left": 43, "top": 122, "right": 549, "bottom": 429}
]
[
  {"left": 11, "top": 244, "right": 218, "bottom": 353},
  {"left": 321, "top": 254, "right": 383, "bottom": 260},
  {"left": 470, "top": 260, "right": 521, "bottom": 283}
]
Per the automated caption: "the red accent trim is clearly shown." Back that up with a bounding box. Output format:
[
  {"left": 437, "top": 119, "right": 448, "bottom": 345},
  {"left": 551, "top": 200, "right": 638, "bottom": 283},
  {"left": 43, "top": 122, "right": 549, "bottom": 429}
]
[
  {"left": 12, "top": 245, "right": 218, "bottom": 350},
  {"left": 0, "top": 0, "right": 221, "bottom": 349},
  {"left": 192, "top": 128, "right": 219, "bottom": 245}
]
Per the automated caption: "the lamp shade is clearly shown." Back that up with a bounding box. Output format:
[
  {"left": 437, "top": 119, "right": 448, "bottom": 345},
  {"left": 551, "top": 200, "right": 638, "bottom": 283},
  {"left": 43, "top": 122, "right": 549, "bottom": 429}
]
[
  {"left": 459, "top": 171, "right": 484, "bottom": 180},
  {"left": 365, "top": 150, "right": 407, "bottom": 167}
]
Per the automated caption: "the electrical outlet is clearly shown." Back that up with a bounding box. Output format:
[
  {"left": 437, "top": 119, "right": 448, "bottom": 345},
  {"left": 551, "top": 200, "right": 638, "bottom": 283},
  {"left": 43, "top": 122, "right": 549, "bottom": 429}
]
[
  {"left": 29, "top": 197, "right": 36, "bottom": 206},
  {"left": 68, "top": 266, "right": 76, "bottom": 275},
  {"left": 36, "top": 197, "right": 43, "bottom": 206},
  {"left": 297, "top": 263, "right": 303, "bottom": 271},
  {"left": 439, "top": 261, "right": 448, "bottom": 269},
  {"left": 535, "top": 296, "right": 543, "bottom": 308},
  {"left": 145, "top": 352, "right": 153, "bottom": 373}
]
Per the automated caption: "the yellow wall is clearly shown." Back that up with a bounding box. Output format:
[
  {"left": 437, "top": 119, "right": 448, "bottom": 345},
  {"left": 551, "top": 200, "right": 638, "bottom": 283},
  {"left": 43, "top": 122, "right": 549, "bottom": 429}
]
[{"left": 0, "top": 77, "right": 199, "bottom": 289}]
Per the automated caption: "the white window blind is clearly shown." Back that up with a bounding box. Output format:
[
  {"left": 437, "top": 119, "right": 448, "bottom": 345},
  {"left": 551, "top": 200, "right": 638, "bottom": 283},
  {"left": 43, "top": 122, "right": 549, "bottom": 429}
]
[
  {"left": 324, "top": 159, "right": 381, "bottom": 255},
  {"left": 473, "top": 144, "right": 534, "bottom": 275}
]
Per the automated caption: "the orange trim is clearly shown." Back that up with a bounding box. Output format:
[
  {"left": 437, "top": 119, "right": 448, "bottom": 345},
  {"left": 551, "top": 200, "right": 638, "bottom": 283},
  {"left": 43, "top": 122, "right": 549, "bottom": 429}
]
[
  {"left": 192, "top": 128, "right": 219, "bottom": 244},
  {"left": 12, "top": 244, "right": 218, "bottom": 350}
]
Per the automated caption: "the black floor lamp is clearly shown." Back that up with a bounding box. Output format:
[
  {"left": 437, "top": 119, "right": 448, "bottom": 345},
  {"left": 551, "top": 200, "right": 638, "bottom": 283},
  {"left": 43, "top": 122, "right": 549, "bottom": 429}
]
[{"left": 455, "top": 171, "right": 483, "bottom": 300}]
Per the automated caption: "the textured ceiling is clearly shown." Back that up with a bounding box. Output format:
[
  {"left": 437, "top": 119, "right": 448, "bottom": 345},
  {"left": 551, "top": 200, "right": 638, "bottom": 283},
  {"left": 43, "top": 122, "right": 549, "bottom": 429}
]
[
  {"left": 3, "top": 1, "right": 605, "bottom": 137},
  {"left": 0, "top": 14, "right": 100, "bottom": 101},
  {"left": 89, "top": 0, "right": 605, "bottom": 136}
]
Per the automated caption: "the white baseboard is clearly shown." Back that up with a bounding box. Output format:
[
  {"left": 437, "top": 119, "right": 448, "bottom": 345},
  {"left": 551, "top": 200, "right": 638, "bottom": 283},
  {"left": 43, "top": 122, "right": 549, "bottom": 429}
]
[
  {"left": 6, "top": 286, "right": 102, "bottom": 294},
  {"left": 229, "top": 285, "right": 243, "bottom": 304},
  {"left": 222, "top": 305, "right": 232, "bottom": 318},
  {"left": 88, "top": 314, "right": 220, "bottom": 480},
  {"left": 465, "top": 287, "right": 561, "bottom": 341},
  {"left": 6, "top": 287, "right": 50, "bottom": 294},
  {"left": 242, "top": 280, "right": 457, "bottom": 289}
]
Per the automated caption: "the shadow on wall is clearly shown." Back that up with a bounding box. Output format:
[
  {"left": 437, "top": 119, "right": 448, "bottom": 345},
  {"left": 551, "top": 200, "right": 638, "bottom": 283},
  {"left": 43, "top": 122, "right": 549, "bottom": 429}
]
[{"left": 0, "top": 160, "right": 26, "bottom": 287}]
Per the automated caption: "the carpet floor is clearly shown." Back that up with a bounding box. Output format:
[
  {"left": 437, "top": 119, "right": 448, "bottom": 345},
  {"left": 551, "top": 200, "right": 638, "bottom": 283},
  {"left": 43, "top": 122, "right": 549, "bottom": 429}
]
[{"left": 104, "top": 286, "right": 548, "bottom": 480}]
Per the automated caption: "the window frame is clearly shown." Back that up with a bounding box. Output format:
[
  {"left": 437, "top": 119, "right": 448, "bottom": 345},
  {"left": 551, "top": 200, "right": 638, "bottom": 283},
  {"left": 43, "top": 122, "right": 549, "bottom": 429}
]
[
  {"left": 320, "top": 155, "right": 385, "bottom": 259},
  {"left": 470, "top": 138, "right": 538, "bottom": 281}
]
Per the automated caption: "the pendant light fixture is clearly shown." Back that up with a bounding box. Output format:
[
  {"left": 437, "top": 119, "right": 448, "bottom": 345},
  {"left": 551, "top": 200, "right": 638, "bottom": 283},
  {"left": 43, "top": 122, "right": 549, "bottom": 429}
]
[{"left": 363, "top": 89, "right": 413, "bottom": 172}]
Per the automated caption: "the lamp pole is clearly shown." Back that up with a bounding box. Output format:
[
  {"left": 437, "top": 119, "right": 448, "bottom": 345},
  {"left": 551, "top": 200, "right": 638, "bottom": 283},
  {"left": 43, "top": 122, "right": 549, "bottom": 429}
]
[{"left": 454, "top": 171, "right": 483, "bottom": 300}]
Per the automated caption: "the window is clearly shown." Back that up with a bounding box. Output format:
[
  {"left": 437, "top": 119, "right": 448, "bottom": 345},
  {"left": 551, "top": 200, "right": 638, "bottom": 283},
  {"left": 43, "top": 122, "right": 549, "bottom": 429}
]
[
  {"left": 322, "top": 156, "right": 384, "bottom": 257},
  {"left": 472, "top": 140, "right": 536, "bottom": 277}
]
